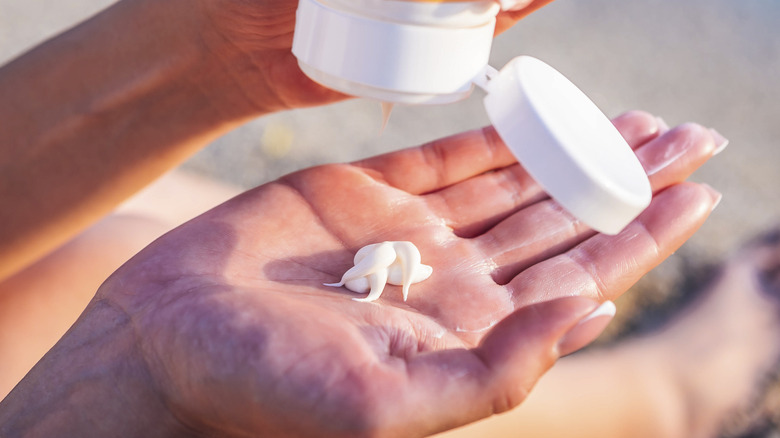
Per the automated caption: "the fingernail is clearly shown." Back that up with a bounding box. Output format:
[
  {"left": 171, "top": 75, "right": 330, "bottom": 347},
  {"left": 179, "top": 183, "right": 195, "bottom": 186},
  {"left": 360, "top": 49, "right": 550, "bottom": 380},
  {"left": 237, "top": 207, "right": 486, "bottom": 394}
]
[
  {"left": 556, "top": 301, "right": 616, "bottom": 356},
  {"left": 710, "top": 128, "right": 730, "bottom": 156},
  {"left": 497, "top": 0, "right": 533, "bottom": 11},
  {"left": 656, "top": 117, "right": 670, "bottom": 134},
  {"left": 701, "top": 183, "right": 723, "bottom": 211}
]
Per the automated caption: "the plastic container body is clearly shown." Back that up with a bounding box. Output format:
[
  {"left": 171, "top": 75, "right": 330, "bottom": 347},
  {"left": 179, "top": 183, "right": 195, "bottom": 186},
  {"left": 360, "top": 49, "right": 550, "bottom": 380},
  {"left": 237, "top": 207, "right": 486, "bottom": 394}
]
[{"left": 292, "top": 0, "right": 499, "bottom": 104}]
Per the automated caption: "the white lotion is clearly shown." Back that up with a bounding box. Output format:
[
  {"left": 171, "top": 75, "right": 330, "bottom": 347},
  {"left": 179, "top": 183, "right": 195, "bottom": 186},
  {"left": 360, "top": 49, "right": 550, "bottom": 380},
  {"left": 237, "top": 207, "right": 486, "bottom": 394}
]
[
  {"left": 379, "top": 102, "right": 394, "bottom": 133},
  {"left": 324, "top": 241, "right": 432, "bottom": 302}
]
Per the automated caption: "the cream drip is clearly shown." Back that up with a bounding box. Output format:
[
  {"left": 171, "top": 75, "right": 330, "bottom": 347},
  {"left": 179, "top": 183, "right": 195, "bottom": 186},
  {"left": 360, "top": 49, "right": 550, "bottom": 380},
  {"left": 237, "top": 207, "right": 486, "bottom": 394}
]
[
  {"left": 380, "top": 102, "right": 394, "bottom": 134},
  {"left": 324, "top": 241, "right": 433, "bottom": 302}
]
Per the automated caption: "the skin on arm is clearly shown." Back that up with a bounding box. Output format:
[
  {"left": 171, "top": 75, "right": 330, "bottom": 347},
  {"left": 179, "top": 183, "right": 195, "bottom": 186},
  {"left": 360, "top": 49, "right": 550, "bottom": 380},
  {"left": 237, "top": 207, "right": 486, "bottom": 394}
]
[
  {"left": 0, "top": 170, "right": 242, "bottom": 399},
  {"left": 0, "top": 0, "right": 254, "bottom": 279},
  {"left": 0, "top": 112, "right": 722, "bottom": 437}
]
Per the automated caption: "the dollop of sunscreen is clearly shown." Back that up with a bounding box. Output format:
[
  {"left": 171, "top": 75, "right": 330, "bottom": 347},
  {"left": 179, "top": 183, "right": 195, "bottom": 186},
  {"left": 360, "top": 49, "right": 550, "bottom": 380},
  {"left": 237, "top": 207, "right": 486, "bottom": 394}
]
[{"left": 324, "top": 241, "right": 432, "bottom": 302}]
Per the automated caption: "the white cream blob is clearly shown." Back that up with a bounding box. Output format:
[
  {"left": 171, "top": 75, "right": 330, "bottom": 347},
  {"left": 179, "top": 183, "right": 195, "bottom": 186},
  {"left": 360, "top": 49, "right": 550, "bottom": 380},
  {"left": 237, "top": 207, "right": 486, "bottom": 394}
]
[{"left": 324, "top": 241, "right": 433, "bottom": 302}]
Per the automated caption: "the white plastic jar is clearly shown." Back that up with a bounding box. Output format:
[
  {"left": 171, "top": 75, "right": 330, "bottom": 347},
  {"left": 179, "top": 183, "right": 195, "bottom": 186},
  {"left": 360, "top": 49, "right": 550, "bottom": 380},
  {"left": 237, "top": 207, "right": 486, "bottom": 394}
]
[{"left": 292, "top": 0, "right": 500, "bottom": 104}]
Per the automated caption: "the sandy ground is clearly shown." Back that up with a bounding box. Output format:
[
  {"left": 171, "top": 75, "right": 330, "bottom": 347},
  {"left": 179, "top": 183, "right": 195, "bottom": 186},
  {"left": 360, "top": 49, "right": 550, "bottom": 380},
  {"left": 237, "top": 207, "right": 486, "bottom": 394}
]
[{"left": 2, "top": 0, "right": 779, "bottom": 434}]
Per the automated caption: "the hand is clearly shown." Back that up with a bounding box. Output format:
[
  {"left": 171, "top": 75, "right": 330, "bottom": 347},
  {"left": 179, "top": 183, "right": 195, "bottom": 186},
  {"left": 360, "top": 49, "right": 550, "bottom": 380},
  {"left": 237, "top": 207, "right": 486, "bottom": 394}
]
[
  {"left": 188, "top": 0, "right": 557, "bottom": 112},
  {"left": 0, "top": 112, "right": 722, "bottom": 437}
]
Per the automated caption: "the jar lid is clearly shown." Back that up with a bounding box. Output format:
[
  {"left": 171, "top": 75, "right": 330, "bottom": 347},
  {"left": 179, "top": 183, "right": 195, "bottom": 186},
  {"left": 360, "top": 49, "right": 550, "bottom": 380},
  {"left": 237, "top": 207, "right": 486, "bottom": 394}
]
[{"left": 481, "top": 57, "right": 651, "bottom": 234}]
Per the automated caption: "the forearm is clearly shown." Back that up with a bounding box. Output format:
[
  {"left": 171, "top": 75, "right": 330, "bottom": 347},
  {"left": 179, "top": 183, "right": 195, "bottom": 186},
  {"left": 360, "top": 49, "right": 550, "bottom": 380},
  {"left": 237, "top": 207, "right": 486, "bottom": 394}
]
[
  {"left": 0, "top": 299, "right": 189, "bottom": 438},
  {"left": 0, "top": 0, "right": 266, "bottom": 279}
]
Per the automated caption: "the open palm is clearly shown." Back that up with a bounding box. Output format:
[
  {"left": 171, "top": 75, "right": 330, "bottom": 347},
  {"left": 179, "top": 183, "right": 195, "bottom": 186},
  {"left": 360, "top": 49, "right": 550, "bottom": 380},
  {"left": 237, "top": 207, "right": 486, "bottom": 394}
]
[{"left": 96, "top": 112, "right": 720, "bottom": 437}]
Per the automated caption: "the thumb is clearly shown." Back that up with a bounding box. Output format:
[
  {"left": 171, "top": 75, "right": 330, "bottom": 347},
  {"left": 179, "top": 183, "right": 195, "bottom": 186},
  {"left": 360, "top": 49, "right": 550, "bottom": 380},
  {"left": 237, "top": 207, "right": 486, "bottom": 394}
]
[
  {"left": 402, "top": 297, "right": 615, "bottom": 436},
  {"left": 476, "top": 297, "right": 616, "bottom": 413}
]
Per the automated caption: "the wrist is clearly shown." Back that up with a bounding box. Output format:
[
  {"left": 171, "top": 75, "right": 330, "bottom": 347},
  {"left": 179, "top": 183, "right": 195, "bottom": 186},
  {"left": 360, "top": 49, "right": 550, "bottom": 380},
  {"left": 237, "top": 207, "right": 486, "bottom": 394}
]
[
  {"left": 115, "top": 0, "right": 270, "bottom": 121},
  {"left": 0, "top": 299, "right": 189, "bottom": 437}
]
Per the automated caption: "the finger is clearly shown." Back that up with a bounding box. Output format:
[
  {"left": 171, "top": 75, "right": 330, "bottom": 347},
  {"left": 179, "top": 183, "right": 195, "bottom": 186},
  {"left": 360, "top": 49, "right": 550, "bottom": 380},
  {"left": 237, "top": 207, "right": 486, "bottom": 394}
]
[
  {"left": 495, "top": 0, "right": 556, "bottom": 34},
  {"left": 612, "top": 110, "right": 665, "bottom": 149},
  {"left": 637, "top": 123, "right": 726, "bottom": 189},
  {"left": 426, "top": 111, "right": 663, "bottom": 237},
  {"left": 353, "top": 127, "right": 516, "bottom": 195},
  {"left": 445, "top": 120, "right": 716, "bottom": 255},
  {"left": 399, "top": 297, "right": 600, "bottom": 436},
  {"left": 478, "top": 123, "right": 722, "bottom": 283},
  {"left": 508, "top": 182, "right": 721, "bottom": 307}
]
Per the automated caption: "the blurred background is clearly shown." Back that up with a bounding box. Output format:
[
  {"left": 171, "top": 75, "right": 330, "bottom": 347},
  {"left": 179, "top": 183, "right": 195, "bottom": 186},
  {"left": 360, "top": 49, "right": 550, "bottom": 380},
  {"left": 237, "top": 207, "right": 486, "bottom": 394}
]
[{"left": 2, "top": 0, "right": 778, "bottom": 435}]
